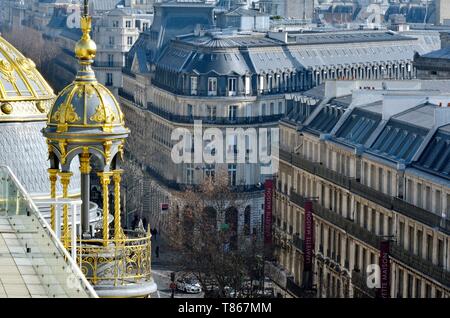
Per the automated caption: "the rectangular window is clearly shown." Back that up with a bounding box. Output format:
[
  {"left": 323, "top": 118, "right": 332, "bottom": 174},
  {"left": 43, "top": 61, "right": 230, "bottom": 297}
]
[
  {"left": 438, "top": 239, "right": 444, "bottom": 267},
  {"left": 416, "top": 183, "right": 422, "bottom": 207},
  {"left": 417, "top": 230, "right": 423, "bottom": 257},
  {"left": 108, "top": 36, "right": 115, "bottom": 46},
  {"left": 125, "top": 20, "right": 131, "bottom": 28},
  {"left": 107, "top": 54, "right": 114, "bottom": 66},
  {"left": 244, "top": 76, "right": 251, "bottom": 95},
  {"left": 408, "top": 226, "right": 414, "bottom": 253},
  {"left": 106, "top": 73, "right": 113, "bottom": 86},
  {"left": 208, "top": 77, "right": 217, "bottom": 96},
  {"left": 127, "top": 36, "right": 133, "bottom": 45},
  {"left": 228, "top": 78, "right": 237, "bottom": 96},
  {"left": 228, "top": 105, "right": 238, "bottom": 121},
  {"left": 399, "top": 222, "right": 405, "bottom": 247},
  {"left": 190, "top": 77, "right": 198, "bottom": 95},
  {"left": 112, "top": 21, "right": 119, "bottom": 27},
  {"left": 187, "top": 104, "right": 193, "bottom": 117},
  {"left": 426, "top": 234, "right": 433, "bottom": 262},
  {"left": 186, "top": 164, "right": 194, "bottom": 184},
  {"left": 378, "top": 167, "right": 383, "bottom": 192},
  {"left": 228, "top": 164, "right": 237, "bottom": 186},
  {"left": 425, "top": 186, "right": 431, "bottom": 211},
  {"left": 387, "top": 171, "right": 392, "bottom": 195},
  {"left": 206, "top": 105, "right": 216, "bottom": 121},
  {"left": 435, "top": 190, "right": 441, "bottom": 214}
]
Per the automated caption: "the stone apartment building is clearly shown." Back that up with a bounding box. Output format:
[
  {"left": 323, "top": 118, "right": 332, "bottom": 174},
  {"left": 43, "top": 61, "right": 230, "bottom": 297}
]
[
  {"left": 272, "top": 79, "right": 450, "bottom": 298},
  {"left": 93, "top": 7, "right": 152, "bottom": 95},
  {"left": 118, "top": 1, "right": 440, "bottom": 237}
]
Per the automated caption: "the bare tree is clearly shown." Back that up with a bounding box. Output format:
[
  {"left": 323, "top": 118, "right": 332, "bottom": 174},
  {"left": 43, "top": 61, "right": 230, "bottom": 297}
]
[
  {"left": 166, "top": 171, "right": 267, "bottom": 298},
  {"left": 1, "top": 25, "right": 62, "bottom": 89}
]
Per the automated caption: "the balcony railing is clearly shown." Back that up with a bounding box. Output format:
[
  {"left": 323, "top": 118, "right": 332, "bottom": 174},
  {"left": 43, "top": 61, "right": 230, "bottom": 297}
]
[
  {"left": 390, "top": 244, "right": 450, "bottom": 288},
  {"left": 279, "top": 149, "right": 450, "bottom": 235},
  {"left": 75, "top": 230, "right": 152, "bottom": 287},
  {"left": 288, "top": 190, "right": 450, "bottom": 289},
  {"left": 146, "top": 103, "right": 284, "bottom": 126}
]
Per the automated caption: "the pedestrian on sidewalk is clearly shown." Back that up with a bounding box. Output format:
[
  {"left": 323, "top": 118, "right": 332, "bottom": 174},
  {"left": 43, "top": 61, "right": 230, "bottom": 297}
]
[{"left": 155, "top": 245, "right": 160, "bottom": 258}]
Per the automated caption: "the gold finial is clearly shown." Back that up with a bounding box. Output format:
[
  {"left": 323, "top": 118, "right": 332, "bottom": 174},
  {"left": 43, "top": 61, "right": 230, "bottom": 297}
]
[{"left": 75, "top": 0, "right": 96, "bottom": 63}]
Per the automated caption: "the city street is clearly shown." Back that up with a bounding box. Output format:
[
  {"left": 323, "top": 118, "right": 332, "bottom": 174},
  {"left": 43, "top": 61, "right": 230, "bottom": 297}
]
[{"left": 149, "top": 233, "right": 204, "bottom": 299}]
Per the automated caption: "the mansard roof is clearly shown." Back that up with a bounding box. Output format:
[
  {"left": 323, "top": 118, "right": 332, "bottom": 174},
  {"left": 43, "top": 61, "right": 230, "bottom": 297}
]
[
  {"left": 413, "top": 124, "right": 450, "bottom": 179},
  {"left": 335, "top": 108, "right": 382, "bottom": 146},
  {"left": 148, "top": 30, "right": 435, "bottom": 77}
]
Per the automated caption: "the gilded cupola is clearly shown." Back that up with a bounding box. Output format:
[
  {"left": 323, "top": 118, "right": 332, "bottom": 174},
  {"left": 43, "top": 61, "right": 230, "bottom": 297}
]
[
  {"left": 0, "top": 35, "right": 54, "bottom": 121},
  {"left": 46, "top": 17, "right": 126, "bottom": 136},
  {"left": 43, "top": 1, "right": 129, "bottom": 171}
]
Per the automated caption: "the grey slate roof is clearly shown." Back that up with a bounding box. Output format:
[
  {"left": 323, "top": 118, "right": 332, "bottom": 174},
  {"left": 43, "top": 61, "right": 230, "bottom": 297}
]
[
  {"left": 414, "top": 126, "right": 450, "bottom": 179},
  {"left": 368, "top": 116, "right": 429, "bottom": 163},
  {"left": 335, "top": 108, "right": 382, "bottom": 146},
  {"left": 421, "top": 46, "right": 450, "bottom": 60}
]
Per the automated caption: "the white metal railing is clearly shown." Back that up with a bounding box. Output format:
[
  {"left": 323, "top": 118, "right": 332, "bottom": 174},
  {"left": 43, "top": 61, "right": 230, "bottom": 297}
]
[
  {"left": 33, "top": 198, "right": 82, "bottom": 263},
  {"left": 0, "top": 165, "right": 98, "bottom": 298}
]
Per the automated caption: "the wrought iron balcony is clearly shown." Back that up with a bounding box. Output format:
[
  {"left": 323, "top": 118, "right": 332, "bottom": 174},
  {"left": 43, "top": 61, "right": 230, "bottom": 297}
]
[
  {"left": 146, "top": 102, "right": 284, "bottom": 126},
  {"left": 278, "top": 149, "right": 450, "bottom": 235},
  {"left": 74, "top": 229, "right": 155, "bottom": 297},
  {"left": 288, "top": 190, "right": 450, "bottom": 289}
]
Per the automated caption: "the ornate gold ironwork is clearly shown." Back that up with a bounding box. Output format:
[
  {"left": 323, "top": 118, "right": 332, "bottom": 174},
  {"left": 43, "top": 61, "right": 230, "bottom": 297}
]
[
  {"left": 74, "top": 232, "right": 152, "bottom": 287},
  {"left": 103, "top": 141, "right": 112, "bottom": 164},
  {"left": 90, "top": 104, "right": 115, "bottom": 125},
  {"left": 15, "top": 57, "right": 37, "bottom": 81},
  {"left": 98, "top": 172, "right": 113, "bottom": 246},
  {"left": 79, "top": 147, "right": 91, "bottom": 174},
  {"left": 118, "top": 140, "right": 125, "bottom": 161},
  {"left": 0, "top": 59, "right": 15, "bottom": 83},
  {"left": 48, "top": 168, "right": 59, "bottom": 231},
  {"left": 52, "top": 102, "right": 80, "bottom": 132},
  {"left": 36, "top": 100, "right": 46, "bottom": 113},
  {"left": 58, "top": 140, "right": 68, "bottom": 165},
  {"left": 112, "top": 170, "right": 123, "bottom": 242},
  {"left": 59, "top": 171, "right": 73, "bottom": 248}
]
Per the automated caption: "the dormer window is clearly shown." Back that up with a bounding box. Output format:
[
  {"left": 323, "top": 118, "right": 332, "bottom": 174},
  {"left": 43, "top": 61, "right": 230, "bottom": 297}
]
[
  {"left": 190, "top": 76, "right": 198, "bottom": 95},
  {"left": 228, "top": 77, "right": 237, "bottom": 96},
  {"left": 208, "top": 77, "right": 217, "bottom": 96}
]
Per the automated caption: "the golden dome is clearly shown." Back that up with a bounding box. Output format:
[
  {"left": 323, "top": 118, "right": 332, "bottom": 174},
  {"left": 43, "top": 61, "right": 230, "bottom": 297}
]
[
  {"left": 44, "top": 10, "right": 128, "bottom": 152},
  {"left": 47, "top": 80, "right": 125, "bottom": 133},
  {"left": 0, "top": 35, "right": 55, "bottom": 121}
]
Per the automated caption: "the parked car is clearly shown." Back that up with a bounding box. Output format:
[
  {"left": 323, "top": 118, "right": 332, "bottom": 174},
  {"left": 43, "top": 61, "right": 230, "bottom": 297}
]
[{"left": 176, "top": 277, "right": 202, "bottom": 294}]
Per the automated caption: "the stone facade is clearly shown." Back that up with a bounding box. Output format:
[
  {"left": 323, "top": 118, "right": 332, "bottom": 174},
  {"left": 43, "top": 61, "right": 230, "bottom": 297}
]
[{"left": 272, "top": 80, "right": 450, "bottom": 298}]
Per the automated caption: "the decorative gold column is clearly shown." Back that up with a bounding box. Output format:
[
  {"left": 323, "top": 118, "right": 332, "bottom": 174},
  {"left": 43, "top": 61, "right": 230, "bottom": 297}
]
[
  {"left": 98, "top": 172, "right": 113, "bottom": 246},
  {"left": 48, "top": 169, "right": 59, "bottom": 231},
  {"left": 79, "top": 149, "right": 91, "bottom": 237},
  {"left": 59, "top": 172, "right": 73, "bottom": 248},
  {"left": 113, "top": 170, "right": 123, "bottom": 242}
]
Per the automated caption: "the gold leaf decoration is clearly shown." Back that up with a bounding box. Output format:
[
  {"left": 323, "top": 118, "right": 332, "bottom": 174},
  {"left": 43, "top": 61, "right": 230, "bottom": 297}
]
[
  {"left": 0, "top": 59, "right": 15, "bottom": 83},
  {"left": 52, "top": 102, "right": 80, "bottom": 124},
  {"left": 90, "top": 104, "right": 115, "bottom": 124}
]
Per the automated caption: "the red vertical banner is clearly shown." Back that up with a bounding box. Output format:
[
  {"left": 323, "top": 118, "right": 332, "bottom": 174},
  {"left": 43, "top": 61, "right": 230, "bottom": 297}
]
[
  {"left": 303, "top": 200, "right": 314, "bottom": 272},
  {"left": 379, "top": 240, "right": 390, "bottom": 298},
  {"left": 264, "top": 179, "right": 273, "bottom": 245}
]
